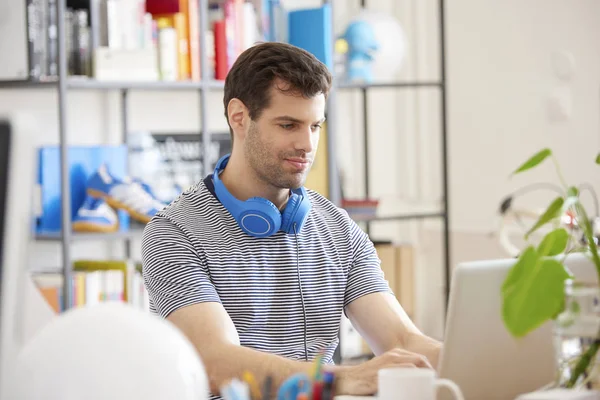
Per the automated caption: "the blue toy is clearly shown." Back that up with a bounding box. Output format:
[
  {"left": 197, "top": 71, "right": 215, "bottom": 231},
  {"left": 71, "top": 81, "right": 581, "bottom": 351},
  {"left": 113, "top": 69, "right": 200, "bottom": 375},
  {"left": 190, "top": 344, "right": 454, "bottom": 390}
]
[
  {"left": 341, "top": 20, "right": 379, "bottom": 83},
  {"left": 213, "top": 154, "right": 312, "bottom": 238}
]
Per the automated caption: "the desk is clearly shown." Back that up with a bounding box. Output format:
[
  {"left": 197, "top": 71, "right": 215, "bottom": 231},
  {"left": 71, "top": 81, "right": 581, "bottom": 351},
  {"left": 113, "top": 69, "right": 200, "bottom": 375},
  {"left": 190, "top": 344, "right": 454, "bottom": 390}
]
[{"left": 335, "top": 397, "right": 374, "bottom": 400}]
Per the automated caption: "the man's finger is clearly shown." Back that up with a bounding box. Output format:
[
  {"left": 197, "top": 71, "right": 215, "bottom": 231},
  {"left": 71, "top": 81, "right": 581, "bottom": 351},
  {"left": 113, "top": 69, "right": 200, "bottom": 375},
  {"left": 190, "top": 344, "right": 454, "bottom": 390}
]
[{"left": 395, "top": 363, "right": 418, "bottom": 369}]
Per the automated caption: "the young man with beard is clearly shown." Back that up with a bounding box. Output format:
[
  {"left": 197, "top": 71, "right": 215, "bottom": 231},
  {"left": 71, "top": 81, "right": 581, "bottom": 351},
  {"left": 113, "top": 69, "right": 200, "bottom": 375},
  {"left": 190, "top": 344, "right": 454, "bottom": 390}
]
[{"left": 141, "top": 41, "right": 442, "bottom": 398}]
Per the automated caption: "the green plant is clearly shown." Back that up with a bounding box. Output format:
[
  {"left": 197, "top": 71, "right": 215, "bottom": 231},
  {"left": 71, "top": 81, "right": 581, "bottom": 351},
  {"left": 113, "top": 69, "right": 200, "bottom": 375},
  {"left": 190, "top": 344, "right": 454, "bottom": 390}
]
[{"left": 501, "top": 149, "right": 600, "bottom": 388}]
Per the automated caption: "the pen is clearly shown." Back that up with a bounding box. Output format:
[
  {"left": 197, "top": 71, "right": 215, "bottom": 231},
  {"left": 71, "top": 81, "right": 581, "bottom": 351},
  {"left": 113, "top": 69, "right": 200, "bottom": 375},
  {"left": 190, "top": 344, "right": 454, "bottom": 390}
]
[
  {"left": 312, "top": 380, "right": 323, "bottom": 400},
  {"left": 262, "top": 375, "right": 273, "bottom": 400},
  {"left": 311, "top": 352, "right": 324, "bottom": 381},
  {"left": 321, "top": 371, "right": 334, "bottom": 400},
  {"left": 243, "top": 371, "right": 261, "bottom": 400}
]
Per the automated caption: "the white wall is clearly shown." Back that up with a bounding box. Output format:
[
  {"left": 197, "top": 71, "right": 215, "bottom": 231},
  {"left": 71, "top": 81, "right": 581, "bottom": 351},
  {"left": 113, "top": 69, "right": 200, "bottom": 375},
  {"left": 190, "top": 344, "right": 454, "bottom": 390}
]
[
  {"left": 1, "top": 0, "right": 599, "bottom": 340},
  {"left": 446, "top": 0, "right": 600, "bottom": 235}
]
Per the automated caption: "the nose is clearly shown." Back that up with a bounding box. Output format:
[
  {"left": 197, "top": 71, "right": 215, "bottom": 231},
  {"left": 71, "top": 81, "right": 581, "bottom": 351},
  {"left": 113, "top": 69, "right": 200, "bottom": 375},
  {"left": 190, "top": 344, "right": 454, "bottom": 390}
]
[{"left": 295, "top": 125, "right": 315, "bottom": 155}]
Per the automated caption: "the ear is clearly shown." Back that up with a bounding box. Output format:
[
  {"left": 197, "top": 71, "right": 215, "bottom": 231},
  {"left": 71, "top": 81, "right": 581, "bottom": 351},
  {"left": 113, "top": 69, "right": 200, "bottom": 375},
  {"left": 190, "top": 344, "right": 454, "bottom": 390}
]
[{"left": 227, "top": 98, "right": 249, "bottom": 140}]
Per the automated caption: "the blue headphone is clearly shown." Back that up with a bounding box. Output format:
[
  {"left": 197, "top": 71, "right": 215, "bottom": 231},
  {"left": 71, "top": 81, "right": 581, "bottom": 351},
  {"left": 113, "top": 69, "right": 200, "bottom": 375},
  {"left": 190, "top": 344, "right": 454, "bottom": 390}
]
[{"left": 212, "top": 154, "right": 312, "bottom": 238}]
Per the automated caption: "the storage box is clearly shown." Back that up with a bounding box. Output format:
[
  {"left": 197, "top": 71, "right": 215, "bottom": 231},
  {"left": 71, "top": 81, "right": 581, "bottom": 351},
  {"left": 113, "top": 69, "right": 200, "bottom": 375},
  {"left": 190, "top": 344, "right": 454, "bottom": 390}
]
[
  {"left": 361, "top": 243, "right": 415, "bottom": 355},
  {"left": 374, "top": 242, "right": 415, "bottom": 315},
  {"left": 36, "top": 145, "right": 130, "bottom": 234}
]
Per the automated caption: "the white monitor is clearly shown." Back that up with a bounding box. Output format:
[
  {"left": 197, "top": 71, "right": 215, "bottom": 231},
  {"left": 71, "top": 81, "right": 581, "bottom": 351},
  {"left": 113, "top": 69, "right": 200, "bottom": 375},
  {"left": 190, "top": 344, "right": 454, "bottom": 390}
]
[
  {"left": 0, "top": 115, "right": 39, "bottom": 399},
  {"left": 0, "top": 116, "right": 208, "bottom": 400},
  {"left": 438, "top": 252, "right": 597, "bottom": 400}
]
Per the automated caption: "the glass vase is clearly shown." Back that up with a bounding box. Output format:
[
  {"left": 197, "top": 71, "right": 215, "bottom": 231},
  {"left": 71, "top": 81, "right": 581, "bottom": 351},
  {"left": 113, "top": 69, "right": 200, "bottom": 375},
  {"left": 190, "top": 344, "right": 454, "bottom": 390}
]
[{"left": 554, "top": 279, "right": 600, "bottom": 389}]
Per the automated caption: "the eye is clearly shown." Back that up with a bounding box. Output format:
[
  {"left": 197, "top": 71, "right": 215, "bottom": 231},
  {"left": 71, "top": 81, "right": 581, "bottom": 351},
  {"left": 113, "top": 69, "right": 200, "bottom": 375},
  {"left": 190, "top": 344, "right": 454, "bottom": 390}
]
[
  {"left": 311, "top": 124, "right": 322, "bottom": 132},
  {"left": 280, "top": 124, "right": 295, "bottom": 130}
]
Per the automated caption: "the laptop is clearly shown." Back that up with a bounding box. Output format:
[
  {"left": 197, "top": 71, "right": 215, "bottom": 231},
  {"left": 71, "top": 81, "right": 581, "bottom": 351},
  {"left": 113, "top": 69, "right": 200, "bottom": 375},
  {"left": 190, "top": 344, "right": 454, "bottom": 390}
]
[
  {"left": 336, "top": 253, "right": 595, "bottom": 400},
  {"left": 437, "top": 253, "right": 597, "bottom": 400}
]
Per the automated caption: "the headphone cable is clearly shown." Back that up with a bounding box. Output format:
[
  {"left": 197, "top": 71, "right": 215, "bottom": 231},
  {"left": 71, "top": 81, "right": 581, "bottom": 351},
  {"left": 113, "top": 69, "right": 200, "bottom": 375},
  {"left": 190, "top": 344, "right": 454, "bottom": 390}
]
[{"left": 293, "top": 222, "right": 309, "bottom": 362}]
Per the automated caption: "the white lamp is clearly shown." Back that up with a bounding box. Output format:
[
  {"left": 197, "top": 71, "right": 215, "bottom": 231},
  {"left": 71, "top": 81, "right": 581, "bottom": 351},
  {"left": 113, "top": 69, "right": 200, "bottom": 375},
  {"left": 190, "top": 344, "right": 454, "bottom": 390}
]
[{"left": 6, "top": 302, "right": 208, "bottom": 400}]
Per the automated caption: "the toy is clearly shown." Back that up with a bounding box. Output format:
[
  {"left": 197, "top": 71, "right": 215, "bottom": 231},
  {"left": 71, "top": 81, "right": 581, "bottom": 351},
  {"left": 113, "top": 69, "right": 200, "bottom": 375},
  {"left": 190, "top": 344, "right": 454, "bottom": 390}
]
[
  {"left": 340, "top": 20, "right": 379, "bottom": 83},
  {"left": 341, "top": 10, "right": 407, "bottom": 83}
]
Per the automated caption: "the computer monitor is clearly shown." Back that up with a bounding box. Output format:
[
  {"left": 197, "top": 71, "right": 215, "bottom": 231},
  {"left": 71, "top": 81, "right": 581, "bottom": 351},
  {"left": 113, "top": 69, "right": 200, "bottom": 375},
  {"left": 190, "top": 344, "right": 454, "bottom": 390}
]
[
  {"left": 0, "top": 118, "right": 207, "bottom": 400},
  {"left": 0, "top": 116, "right": 38, "bottom": 399},
  {"left": 0, "top": 120, "right": 8, "bottom": 308}
]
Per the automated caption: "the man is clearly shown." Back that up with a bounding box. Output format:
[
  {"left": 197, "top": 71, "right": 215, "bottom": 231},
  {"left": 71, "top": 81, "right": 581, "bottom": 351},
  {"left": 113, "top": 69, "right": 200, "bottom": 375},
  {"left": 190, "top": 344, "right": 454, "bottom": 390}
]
[{"left": 141, "top": 42, "right": 442, "bottom": 397}]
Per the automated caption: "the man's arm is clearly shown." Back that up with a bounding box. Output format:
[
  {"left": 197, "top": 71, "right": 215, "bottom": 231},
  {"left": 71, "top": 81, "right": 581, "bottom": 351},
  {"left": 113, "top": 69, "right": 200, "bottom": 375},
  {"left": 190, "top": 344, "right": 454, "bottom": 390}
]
[
  {"left": 167, "top": 302, "right": 313, "bottom": 394},
  {"left": 341, "top": 214, "right": 442, "bottom": 369},
  {"left": 167, "top": 300, "right": 433, "bottom": 396},
  {"left": 345, "top": 291, "right": 442, "bottom": 368}
]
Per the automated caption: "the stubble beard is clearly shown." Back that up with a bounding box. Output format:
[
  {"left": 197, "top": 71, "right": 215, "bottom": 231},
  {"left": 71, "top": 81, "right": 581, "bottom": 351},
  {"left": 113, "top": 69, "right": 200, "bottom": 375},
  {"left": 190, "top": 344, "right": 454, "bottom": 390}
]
[{"left": 244, "top": 123, "right": 310, "bottom": 190}]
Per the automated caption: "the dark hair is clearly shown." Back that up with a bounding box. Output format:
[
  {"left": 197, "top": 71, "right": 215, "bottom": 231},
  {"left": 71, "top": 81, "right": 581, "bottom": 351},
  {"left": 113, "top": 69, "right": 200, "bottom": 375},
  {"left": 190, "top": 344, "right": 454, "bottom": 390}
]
[{"left": 223, "top": 42, "right": 333, "bottom": 141}]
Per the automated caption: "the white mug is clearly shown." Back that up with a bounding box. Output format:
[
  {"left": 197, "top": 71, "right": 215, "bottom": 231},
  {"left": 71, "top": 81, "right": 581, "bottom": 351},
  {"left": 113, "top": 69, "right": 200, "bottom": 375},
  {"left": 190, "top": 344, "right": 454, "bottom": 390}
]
[{"left": 378, "top": 367, "right": 465, "bottom": 400}]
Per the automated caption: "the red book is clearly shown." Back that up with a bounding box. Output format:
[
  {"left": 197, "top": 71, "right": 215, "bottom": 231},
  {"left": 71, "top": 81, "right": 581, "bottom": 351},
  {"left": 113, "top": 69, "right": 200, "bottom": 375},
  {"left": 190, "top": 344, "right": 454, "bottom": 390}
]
[
  {"left": 145, "top": 0, "right": 180, "bottom": 15},
  {"left": 214, "top": 19, "right": 228, "bottom": 80}
]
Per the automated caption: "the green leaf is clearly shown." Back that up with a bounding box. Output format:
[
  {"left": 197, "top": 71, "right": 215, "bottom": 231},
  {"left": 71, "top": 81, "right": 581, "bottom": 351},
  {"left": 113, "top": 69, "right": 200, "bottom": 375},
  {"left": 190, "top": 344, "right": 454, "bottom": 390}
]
[
  {"left": 502, "top": 247, "right": 537, "bottom": 295},
  {"left": 525, "top": 197, "right": 565, "bottom": 239},
  {"left": 537, "top": 228, "right": 569, "bottom": 257},
  {"left": 502, "top": 256, "right": 571, "bottom": 337},
  {"left": 567, "top": 186, "right": 579, "bottom": 197},
  {"left": 512, "top": 148, "right": 552, "bottom": 175},
  {"left": 596, "top": 153, "right": 600, "bottom": 165}
]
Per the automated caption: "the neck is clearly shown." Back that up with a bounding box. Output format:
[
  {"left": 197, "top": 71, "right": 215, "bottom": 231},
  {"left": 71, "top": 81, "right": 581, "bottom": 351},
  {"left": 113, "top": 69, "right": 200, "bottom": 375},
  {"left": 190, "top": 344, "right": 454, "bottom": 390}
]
[{"left": 219, "top": 151, "right": 290, "bottom": 210}]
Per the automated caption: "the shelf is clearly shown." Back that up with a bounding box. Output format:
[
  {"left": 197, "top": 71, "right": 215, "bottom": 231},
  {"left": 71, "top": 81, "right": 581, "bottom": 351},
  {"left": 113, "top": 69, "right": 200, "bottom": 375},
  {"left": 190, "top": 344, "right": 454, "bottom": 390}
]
[
  {"left": 0, "top": 79, "right": 58, "bottom": 88},
  {"left": 29, "top": 266, "right": 63, "bottom": 274},
  {"left": 206, "top": 79, "right": 225, "bottom": 89},
  {"left": 337, "top": 81, "right": 443, "bottom": 90},
  {"left": 35, "top": 230, "right": 143, "bottom": 242},
  {"left": 0, "top": 78, "right": 227, "bottom": 91},
  {"left": 67, "top": 79, "right": 204, "bottom": 90},
  {"left": 0, "top": 78, "right": 442, "bottom": 91},
  {"left": 351, "top": 211, "right": 445, "bottom": 222}
]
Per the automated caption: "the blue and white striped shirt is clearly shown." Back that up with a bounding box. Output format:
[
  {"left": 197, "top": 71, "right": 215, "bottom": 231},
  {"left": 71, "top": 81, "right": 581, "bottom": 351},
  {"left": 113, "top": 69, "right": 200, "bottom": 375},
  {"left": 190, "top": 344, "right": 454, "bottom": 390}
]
[{"left": 141, "top": 176, "right": 391, "bottom": 366}]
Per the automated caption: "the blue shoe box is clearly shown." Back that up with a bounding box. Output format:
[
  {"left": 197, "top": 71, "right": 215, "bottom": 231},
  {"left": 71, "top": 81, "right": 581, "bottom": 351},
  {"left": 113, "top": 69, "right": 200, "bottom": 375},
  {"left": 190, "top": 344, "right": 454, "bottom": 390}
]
[{"left": 36, "top": 145, "right": 130, "bottom": 234}]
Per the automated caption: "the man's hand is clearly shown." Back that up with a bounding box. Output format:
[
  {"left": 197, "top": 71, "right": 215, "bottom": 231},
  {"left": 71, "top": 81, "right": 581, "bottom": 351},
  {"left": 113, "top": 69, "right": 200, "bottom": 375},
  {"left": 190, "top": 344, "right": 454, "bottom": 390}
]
[
  {"left": 334, "top": 348, "right": 433, "bottom": 395},
  {"left": 346, "top": 292, "right": 442, "bottom": 368}
]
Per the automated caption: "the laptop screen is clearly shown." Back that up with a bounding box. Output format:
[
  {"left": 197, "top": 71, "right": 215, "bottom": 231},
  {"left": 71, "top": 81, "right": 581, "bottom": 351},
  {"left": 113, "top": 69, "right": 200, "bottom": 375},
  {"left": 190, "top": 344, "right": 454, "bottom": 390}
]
[{"left": 0, "top": 121, "right": 10, "bottom": 301}]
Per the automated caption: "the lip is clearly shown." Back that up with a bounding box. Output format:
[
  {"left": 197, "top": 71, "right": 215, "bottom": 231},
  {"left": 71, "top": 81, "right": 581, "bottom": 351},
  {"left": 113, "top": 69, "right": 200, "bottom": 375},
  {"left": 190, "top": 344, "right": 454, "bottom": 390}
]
[{"left": 285, "top": 158, "right": 310, "bottom": 170}]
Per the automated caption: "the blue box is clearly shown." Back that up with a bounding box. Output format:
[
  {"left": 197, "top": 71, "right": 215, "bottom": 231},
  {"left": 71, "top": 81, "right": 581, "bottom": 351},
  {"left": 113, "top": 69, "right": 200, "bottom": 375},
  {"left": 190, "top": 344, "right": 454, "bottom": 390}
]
[
  {"left": 36, "top": 145, "right": 130, "bottom": 234},
  {"left": 288, "top": 4, "right": 332, "bottom": 70}
]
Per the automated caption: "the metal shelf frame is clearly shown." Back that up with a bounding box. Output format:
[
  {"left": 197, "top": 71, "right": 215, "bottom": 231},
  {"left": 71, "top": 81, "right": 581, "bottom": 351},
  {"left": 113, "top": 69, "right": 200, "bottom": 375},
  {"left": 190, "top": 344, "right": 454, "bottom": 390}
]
[
  {"left": 330, "top": 0, "right": 450, "bottom": 364},
  {"left": 354, "top": 0, "right": 451, "bottom": 311},
  {"left": 0, "top": 0, "right": 450, "bottom": 320}
]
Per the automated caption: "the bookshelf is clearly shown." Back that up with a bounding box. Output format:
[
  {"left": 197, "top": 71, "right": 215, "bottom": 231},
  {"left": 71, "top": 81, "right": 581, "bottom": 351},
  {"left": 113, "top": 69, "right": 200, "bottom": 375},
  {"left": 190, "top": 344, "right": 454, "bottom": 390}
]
[
  {"left": 0, "top": 0, "right": 343, "bottom": 310},
  {"left": 0, "top": 0, "right": 450, "bottom": 351}
]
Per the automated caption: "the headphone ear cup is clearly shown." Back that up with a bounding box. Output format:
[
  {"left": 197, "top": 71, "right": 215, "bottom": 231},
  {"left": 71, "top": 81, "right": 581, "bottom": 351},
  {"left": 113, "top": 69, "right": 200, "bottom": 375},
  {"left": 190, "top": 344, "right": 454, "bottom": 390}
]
[
  {"left": 238, "top": 198, "right": 282, "bottom": 237},
  {"left": 281, "top": 191, "right": 311, "bottom": 234},
  {"left": 293, "top": 193, "right": 311, "bottom": 231},
  {"left": 280, "top": 193, "right": 300, "bottom": 233}
]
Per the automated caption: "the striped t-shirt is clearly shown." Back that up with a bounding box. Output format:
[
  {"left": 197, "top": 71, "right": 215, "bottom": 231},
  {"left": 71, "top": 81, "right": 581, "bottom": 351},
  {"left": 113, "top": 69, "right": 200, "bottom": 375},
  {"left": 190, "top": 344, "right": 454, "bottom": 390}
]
[{"left": 141, "top": 175, "right": 391, "bottom": 367}]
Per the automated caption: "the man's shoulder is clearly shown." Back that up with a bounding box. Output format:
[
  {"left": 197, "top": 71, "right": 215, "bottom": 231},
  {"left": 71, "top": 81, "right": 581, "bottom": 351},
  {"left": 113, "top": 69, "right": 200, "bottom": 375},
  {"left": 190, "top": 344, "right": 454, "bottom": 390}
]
[
  {"left": 306, "top": 189, "right": 353, "bottom": 224},
  {"left": 155, "top": 180, "right": 219, "bottom": 223}
]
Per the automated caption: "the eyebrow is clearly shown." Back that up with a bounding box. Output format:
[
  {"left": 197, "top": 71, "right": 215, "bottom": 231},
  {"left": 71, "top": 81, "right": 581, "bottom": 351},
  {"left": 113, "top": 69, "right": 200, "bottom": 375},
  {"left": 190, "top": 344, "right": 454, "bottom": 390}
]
[{"left": 272, "top": 116, "right": 327, "bottom": 124}]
